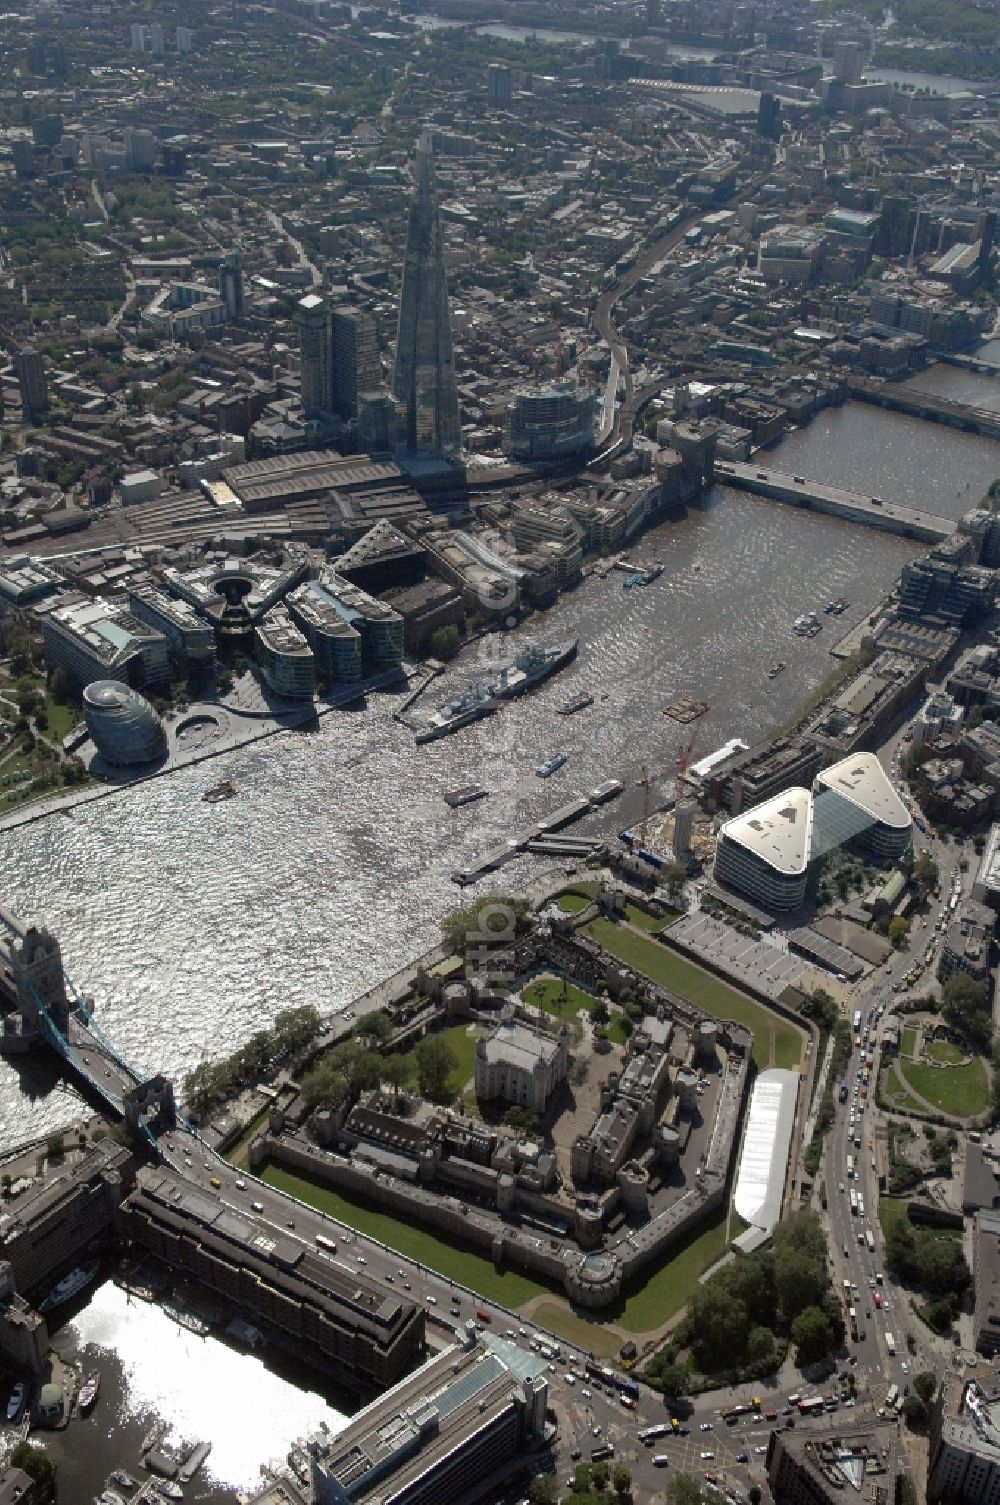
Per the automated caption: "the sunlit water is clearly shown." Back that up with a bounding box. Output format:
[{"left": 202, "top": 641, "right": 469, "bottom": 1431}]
[
  {"left": 51, "top": 1282, "right": 347, "bottom": 1502},
  {"left": 0, "top": 481, "right": 922, "bottom": 1143}
]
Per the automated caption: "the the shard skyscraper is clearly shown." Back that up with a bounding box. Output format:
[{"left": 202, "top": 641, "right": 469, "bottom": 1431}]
[{"left": 393, "top": 136, "right": 462, "bottom": 457}]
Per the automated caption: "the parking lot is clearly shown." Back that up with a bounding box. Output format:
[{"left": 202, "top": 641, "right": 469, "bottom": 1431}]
[{"left": 672, "top": 912, "right": 811, "bottom": 998}]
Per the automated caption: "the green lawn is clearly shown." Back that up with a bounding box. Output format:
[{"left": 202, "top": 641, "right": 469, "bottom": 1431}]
[
  {"left": 258, "top": 1158, "right": 732, "bottom": 1336},
  {"left": 522, "top": 975, "right": 628, "bottom": 1044},
  {"left": 623, "top": 901, "right": 678, "bottom": 933},
  {"left": 925, "top": 1039, "right": 965, "bottom": 1066},
  {"left": 44, "top": 693, "right": 82, "bottom": 741},
  {"left": 557, "top": 893, "right": 592, "bottom": 914},
  {"left": 882, "top": 1065, "right": 927, "bottom": 1116},
  {"left": 879, "top": 1195, "right": 962, "bottom": 1246},
  {"left": 531, "top": 1303, "right": 622, "bottom": 1360},
  {"left": 901, "top": 1027, "right": 918, "bottom": 1059},
  {"left": 878, "top": 1197, "right": 910, "bottom": 1244},
  {"left": 580, "top": 918, "right": 802, "bottom": 1073},
  {"left": 393, "top": 1022, "right": 480, "bottom": 1098},
  {"left": 259, "top": 1162, "right": 554, "bottom": 1307},
  {"left": 900, "top": 1056, "right": 989, "bottom": 1117},
  {"left": 773, "top": 1031, "right": 804, "bottom": 1070},
  {"left": 615, "top": 1208, "right": 731, "bottom": 1332}
]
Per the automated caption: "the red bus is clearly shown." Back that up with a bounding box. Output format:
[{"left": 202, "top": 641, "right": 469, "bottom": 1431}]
[{"left": 476, "top": 1309, "right": 492, "bottom": 1323}]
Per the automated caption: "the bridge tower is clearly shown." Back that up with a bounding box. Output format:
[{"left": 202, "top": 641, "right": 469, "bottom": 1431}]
[
  {"left": 123, "top": 1074, "right": 176, "bottom": 1139},
  {"left": 11, "top": 925, "right": 68, "bottom": 1038}
]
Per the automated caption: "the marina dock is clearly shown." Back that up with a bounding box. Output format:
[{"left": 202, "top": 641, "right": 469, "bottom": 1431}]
[{"left": 451, "top": 781, "right": 623, "bottom": 885}]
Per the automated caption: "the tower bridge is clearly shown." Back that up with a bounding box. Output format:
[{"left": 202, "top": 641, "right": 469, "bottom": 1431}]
[{"left": 0, "top": 907, "right": 172, "bottom": 1145}]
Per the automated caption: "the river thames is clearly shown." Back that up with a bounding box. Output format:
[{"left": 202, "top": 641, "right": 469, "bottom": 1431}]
[
  {"left": 4, "top": 398, "right": 1000, "bottom": 1143},
  {"left": 1, "top": 395, "right": 999, "bottom": 1498},
  {"left": 0, "top": 475, "right": 924, "bottom": 1147}
]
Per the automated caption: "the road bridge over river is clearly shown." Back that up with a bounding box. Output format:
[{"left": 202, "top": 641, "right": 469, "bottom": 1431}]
[
  {"left": 848, "top": 375, "right": 1000, "bottom": 441},
  {"left": 714, "top": 460, "right": 956, "bottom": 543}
]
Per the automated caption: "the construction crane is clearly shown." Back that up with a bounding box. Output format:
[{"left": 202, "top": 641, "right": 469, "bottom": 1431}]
[
  {"left": 675, "top": 728, "right": 700, "bottom": 802},
  {"left": 636, "top": 763, "right": 673, "bottom": 851}
]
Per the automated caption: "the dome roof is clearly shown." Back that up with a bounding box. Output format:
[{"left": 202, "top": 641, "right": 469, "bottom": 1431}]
[
  {"left": 83, "top": 678, "right": 167, "bottom": 767},
  {"left": 83, "top": 680, "right": 129, "bottom": 710}
]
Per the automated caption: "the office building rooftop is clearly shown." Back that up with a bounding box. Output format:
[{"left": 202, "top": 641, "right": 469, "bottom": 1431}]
[
  {"left": 305, "top": 1331, "right": 548, "bottom": 1505},
  {"left": 815, "top": 751, "right": 911, "bottom": 831},
  {"left": 719, "top": 786, "right": 813, "bottom": 875}
]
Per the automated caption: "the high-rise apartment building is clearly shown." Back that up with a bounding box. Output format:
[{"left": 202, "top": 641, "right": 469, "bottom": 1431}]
[
  {"left": 219, "top": 248, "right": 244, "bottom": 320},
  {"left": 392, "top": 137, "right": 462, "bottom": 457},
  {"left": 298, "top": 293, "right": 332, "bottom": 417},
  {"left": 332, "top": 306, "right": 379, "bottom": 418},
  {"left": 488, "top": 64, "right": 513, "bottom": 105},
  {"left": 11, "top": 139, "right": 33, "bottom": 181},
  {"left": 130, "top": 22, "right": 145, "bottom": 51},
  {"left": 150, "top": 22, "right": 164, "bottom": 55},
  {"left": 16, "top": 349, "right": 47, "bottom": 419},
  {"left": 176, "top": 26, "right": 193, "bottom": 52},
  {"left": 834, "top": 40, "right": 865, "bottom": 85},
  {"left": 124, "top": 128, "right": 155, "bottom": 173}
]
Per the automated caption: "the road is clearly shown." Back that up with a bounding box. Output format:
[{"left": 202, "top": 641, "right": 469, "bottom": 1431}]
[
  {"left": 263, "top": 208, "right": 322, "bottom": 288},
  {"left": 823, "top": 733, "right": 970, "bottom": 1418},
  {"left": 143, "top": 727, "right": 971, "bottom": 1503},
  {"left": 591, "top": 170, "right": 770, "bottom": 453}
]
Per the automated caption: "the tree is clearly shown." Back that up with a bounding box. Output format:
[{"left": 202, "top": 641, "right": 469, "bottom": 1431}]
[
  {"left": 273, "top": 1005, "right": 320, "bottom": 1056},
  {"left": 504, "top": 1105, "right": 541, "bottom": 1136},
  {"left": 441, "top": 893, "right": 530, "bottom": 955},
  {"left": 887, "top": 916, "right": 910, "bottom": 948},
  {"left": 46, "top": 1132, "right": 64, "bottom": 1160},
  {"left": 915, "top": 1371, "right": 937, "bottom": 1404},
  {"left": 358, "top": 1010, "right": 393, "bottom": 1047},
  {"left": 612, "top": 1463, "right": 631, "bottom": 1496},
  {"left": 667, "top": 1476, "right": 707, "bottom": 1505},
  {"left": 299, "top": 1058, "right": 352, "bottom": 1113},
  {"left": 746, "top": 1324, "right": 776, "bottom": 1371},
  {"left": 904, "top": 1394, "right": 928, "bottom": 1427},
  {"left": 775, "top": 1247, "right": 827, "bottom": 1326},
  {"left": 749, "top": 1489, "right": 762, "bottom": 1505},
  {"left": 383, "top": 1055, "right": 412, "bottom": 1107},
  {"left": 528, "top": 1475, "right": 556, "bottom": 1505},
  {"left": 591, "top": 1000, "right": 610, "bottom": 1027},
  {"left": 415, "top": 1033, "right": 458, "bottom": 1100},
  {"left": 689, "top": 1282, "right": 748, "bottom": 1372},
  {"left": 10, "top": 1442, "right": 54, "bottom": 1488},
  {"left": 941, "top": 972, "right": 991, "bottom": 1049},
  {"left": 429, "top": 624, "right": 460, "bottom": 658},
  {"left": 647, "top": 1359, "right": 688, "bottom": 1398},
  {"left": 914, "top": 851, "right": 939, "bottom": 887},
  {"left": 790, "top": 1305, "right": 833, "bottom": 1366}
]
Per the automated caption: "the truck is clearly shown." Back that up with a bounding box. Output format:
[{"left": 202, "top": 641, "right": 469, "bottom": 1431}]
[
  {"left": 885, "top": 1333, "right": 896, "bottom": 1355},
  {"left": 839, "top": 1079, "right": 849, "bottom": 1104},
  {"left": 886, "top": 1384, "right": 899, "bottom": 1409},
  {"left": 866, "top": 1230, "right": 876, "bottom": 1253}
]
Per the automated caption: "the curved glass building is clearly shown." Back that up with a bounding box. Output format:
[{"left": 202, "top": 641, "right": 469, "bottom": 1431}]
[{"left": 83, "top": 680, "right": 167, "bottom": 766}]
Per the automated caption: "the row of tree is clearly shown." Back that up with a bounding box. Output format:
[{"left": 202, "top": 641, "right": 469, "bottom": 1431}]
[
  {"left": 182, "top": 1005, "right": 321, "bottom": 1119},
  {"left": 299, "top": 1030, "right": 460, "bottom": 1117},
  {"left": 648, "top": 1212, "right": 842, "bottom": 1387}
]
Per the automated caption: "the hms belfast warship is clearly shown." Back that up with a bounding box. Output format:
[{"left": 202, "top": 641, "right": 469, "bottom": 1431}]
[{"left": 415, "top": 639, "right": 578, "bottom": 744}]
